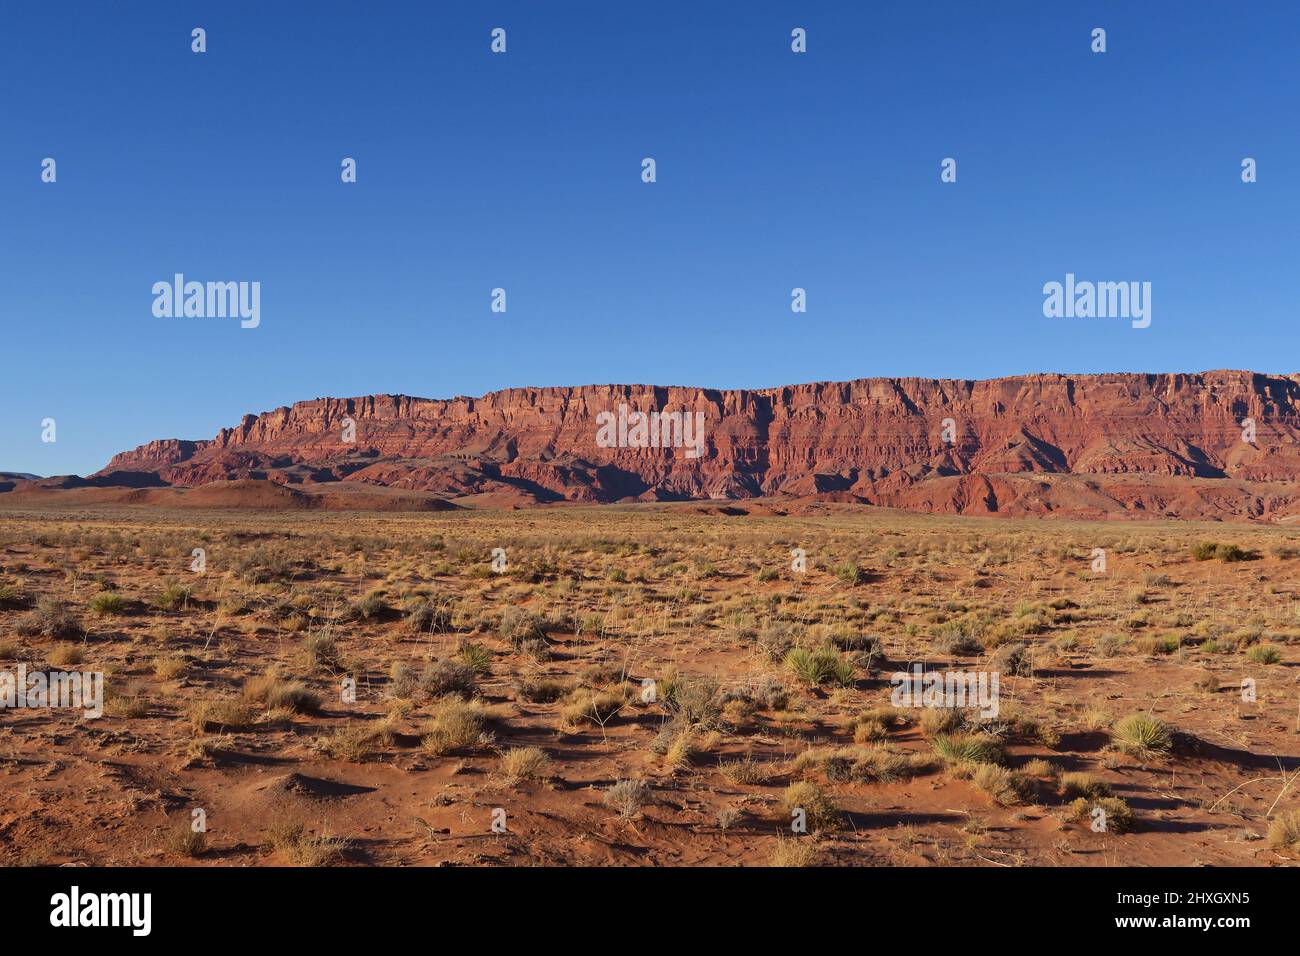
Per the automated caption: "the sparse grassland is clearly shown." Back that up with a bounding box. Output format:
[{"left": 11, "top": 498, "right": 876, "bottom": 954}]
[{"left": 1, "top": 502, "right": 1298, "bottom": 866}]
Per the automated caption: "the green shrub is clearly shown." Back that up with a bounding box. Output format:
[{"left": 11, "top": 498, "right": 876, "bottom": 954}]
[
  {"left": 1246, "top": 644, "right": 1282, "bottom": 665},
  {"left": 932, "top": 733, "right": 1005, "bottom": 766},
  {"left": 1112, "top": 714, "right": 1172, "bottom": 757},
  {"left": 89, "top": 593, "right": 128, "bottom": 616},
  {"left": 784, "top": 646, "right": 855, "bottom": 687}
]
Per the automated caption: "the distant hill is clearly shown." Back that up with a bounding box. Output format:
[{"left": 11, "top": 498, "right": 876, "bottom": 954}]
[{"left": 9, "top": 370, "right": 1300, "bottom": 521}]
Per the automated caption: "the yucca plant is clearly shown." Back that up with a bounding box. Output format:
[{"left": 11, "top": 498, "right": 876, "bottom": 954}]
[
  {"left": 932, "top": 732, "right": 1005, "bottom": 766},
  {"left": 1112, "top": 713, "right": 1172, "bottom": 756},
  {"left": 89, "top": 592, "right": 128, "bottom": 616},
  {"left": 784, "top": 646, "right": 855, "bottom": 687}
]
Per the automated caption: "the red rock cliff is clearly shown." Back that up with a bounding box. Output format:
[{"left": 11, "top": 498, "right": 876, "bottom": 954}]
[{"left": 94, "top": 371, "right": 1300, "bottom": 519}]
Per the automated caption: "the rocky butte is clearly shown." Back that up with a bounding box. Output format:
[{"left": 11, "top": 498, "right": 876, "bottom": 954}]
[{"left": 12, "top": 370, "right": 1300, "bottom": 521}]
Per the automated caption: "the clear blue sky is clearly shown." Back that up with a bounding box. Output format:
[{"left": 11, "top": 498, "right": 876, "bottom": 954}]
[{"left": 2, "top": 1, "right": 1296, "bottom": 476}]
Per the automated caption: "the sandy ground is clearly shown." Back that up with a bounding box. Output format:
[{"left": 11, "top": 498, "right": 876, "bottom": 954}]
[{"left": 1, "top": 501, "right": 1298, "bottom": 867}]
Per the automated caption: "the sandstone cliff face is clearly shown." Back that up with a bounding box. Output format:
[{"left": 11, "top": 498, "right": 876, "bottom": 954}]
[{"left": 92, "top": 371, "right": 1300, "bottom": 520}]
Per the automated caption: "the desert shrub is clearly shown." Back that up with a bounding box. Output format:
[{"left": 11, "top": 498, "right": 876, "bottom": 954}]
[
  {"left": 1192, "top": 542, "right": 1251, "bottom": 562},
  {"left": 163, "top": 822, "right": 206, "bottom": 858},
  {"left": 1069, "top": 796, "right": 1134, "bottom": 834},
  {"left": 716, "top": 806, "right": 743, "bottom": 829},
  {"left": 578, "top": 661, "right": 624, "bottom": 688},
  {"left": 560, "top": 687, "right": 628, "bottom": 727},
  {"left": 189, "top": 698, "right": 255, "bottom": 733},
  {"left": 1004, "top": 712, "right": 1061, "bottom": 748},
  {"left": 719, "top": 755, "right": 771, "bottom": 785},
  {"left": 755, "top": 621, "right": 797, "bottom": 661},
  {"left": 920, "top": 707, "right": 965, "bottom": 736},
  {"left": 499, "top": 746, "right": 552, "bottom": 783},
  {"left": 1059, "top": 772, "right": 1111, "bottom": 800},
  {"left": 267, "top": 819, "right": 347, "bottom": 867},
  {"left": 1022, "top": 758, "right": 1057, "bottom": 778},
  {"left": 1112, "top": 714, "right": 1172, "bottom": 757},
  {"left": 992, "top": 641, "right": 1033, "bottom": 676},
  {"left": 156, "top": 580, "right": 191, "bottom": 611},
  {"left": 404, "top": 599, "right": 453, "bottom": 635},
  {"left": 1246, "top": 644, "right": 1282, "bottom": 665},
  {"left": 0, "top": 584, "right": 25, "bottom": 610},
  {"left": 1095, "top": 634, "right": 1126, "bottom": 657},
  {"left": 659, "top": 673, "right": 721, "bottom": 727},
  {"left": 88, "top": 593, "right": 128, "bottom": 616},
  {"left": 236, "top": 546, "right": 300, "bottom": 584},
  {"left": 303, "top": 632, "right": 343, "bottom": 671},
  {"left": 1135, "top": 634, "right": 1180, "bottom": 656},
  {"left": 320, "top": 721, "right": 393, "bottom": 761},
  {"left": 419, "top": 659, "right": 478, "bottom": 698},
  {"left": 693, "top": 561, "right": 719, "bottom": 580},
  {"left": 514, "top": 675, "right": 570, "bottom": 703},
  {"left": 943, "top": 633, "right": 984, "bottom": 656},
  {"left": 1191, "top": 542, "right": 1218, "bottom": 561},
  {"left": 784, "top": 646, "right": 855, "bottom": 687},
  {"left": 769, "top": 836, "right": 817, "bottom": 867},
  {"left": 388, "top": 661, "right": 417, "bottom": 698},
  {"left": 932, "top": 733, "right": 1005, "bottom": 766},
  {"left": 17, "top": 597, "right": 82, "bottom": 639},
  {"left": 104, "top": 687, "right": 150, "bottom": 718},
  {"left": 816, "top": 623, "right": 879, "bottom": 653},
  {"left": 518, "top": 637, "right": 550, "bottom": 662},
  {"left": 833, "top": 563, "right": 868, "bottom": 586},
  {"left": 780, "top": 781, "right": 840, "bottom": 831},
  {"left": 152, "top": 652, "right": 188, "bottom": 680},
  {"left": 47, "top": 643, "right": 85, "bottom": 666},
  {"left": 851, "top": 706, "right": 909, "bottom": 743},
  {"left": 352, "top": 589, "right": 389, "bottom": 620},
  {"left": 721, "top": 697, "right": 757, "bottom": 727},
  {"left": 603, "top": 779, "right": 650, "bottom": 820},
  {"left": 746, "top": 675, "right": 791, "bottom": 711},
  {"left": 456, "top": 641, "right": 493, "bottom": 675},
  {"left": 243, "top": 674, "right": 320, "bottom": 713},
  {"left": 422, "top": 698, "right": 488, "bottom": 755},
  {"left": 498, "top": 607, "right": 550, "bottom": 646},
  {"left": 848, "top": 746, "right": 913, "bottom": 782},
  {"left": 1268, "top": 809, "right": 1300, "bottom": 851},
  {"left": 655, "top": 728, "right": 695, "bottom": 772},
  {"left": 971, "top": 763, "right": 1032, "bottom": 806},
  {"left": 1224, "top": 626, "right": 1263, "bottom": 650}
]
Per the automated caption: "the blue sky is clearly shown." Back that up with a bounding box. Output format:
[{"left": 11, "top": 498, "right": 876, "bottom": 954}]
[{"left": 2, "top": 1, "right": 1296, "bottom": 476}]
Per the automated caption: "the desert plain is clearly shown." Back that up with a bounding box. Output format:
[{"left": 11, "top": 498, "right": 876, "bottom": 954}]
[{"left": 1, "top": 499, "right": 1299, "bottom": 867}]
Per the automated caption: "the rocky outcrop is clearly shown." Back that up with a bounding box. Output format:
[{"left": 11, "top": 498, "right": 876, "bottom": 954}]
[{"left": 86, "top": 370, "right": 1300, "bottom": 520}]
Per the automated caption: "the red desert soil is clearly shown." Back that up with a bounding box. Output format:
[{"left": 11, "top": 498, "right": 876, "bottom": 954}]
[{"left": 1, "top": 502, "right": 1298, "bottom": 867}]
